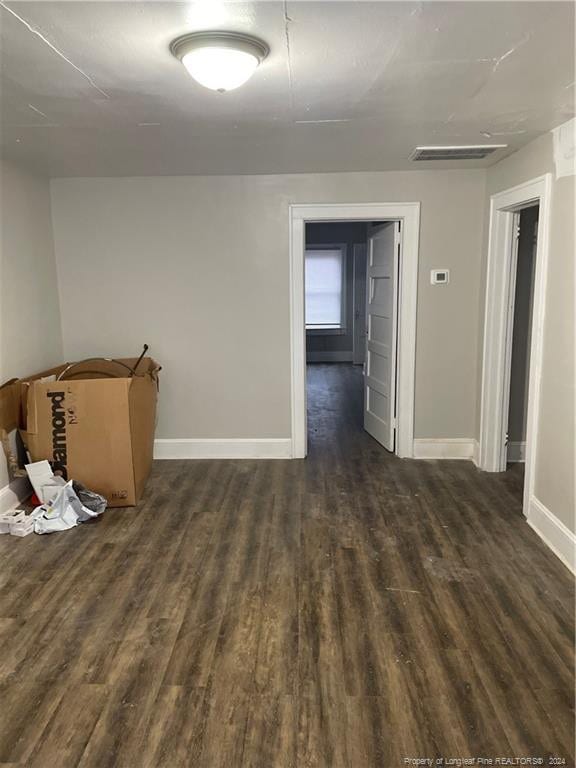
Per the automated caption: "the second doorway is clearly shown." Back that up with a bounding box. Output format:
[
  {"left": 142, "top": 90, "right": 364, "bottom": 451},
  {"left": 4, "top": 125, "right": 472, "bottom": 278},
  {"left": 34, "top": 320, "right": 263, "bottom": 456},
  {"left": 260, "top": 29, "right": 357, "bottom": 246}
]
[{"left": 304, "top": 219, "right": 402, "bottom": 454}]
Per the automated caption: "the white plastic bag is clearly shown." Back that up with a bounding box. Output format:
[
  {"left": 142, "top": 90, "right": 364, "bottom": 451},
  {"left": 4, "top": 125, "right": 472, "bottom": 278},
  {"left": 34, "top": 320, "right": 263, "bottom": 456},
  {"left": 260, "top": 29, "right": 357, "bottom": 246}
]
[{"left": 34, "top": 480, "right": 103, "bottom": 534}]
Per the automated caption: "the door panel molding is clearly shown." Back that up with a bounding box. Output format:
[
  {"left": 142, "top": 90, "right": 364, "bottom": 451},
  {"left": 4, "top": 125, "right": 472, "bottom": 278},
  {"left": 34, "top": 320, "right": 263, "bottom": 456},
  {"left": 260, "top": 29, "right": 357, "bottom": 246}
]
[{"left": 289, "top": 202, "right": 420, "bottom": 459}]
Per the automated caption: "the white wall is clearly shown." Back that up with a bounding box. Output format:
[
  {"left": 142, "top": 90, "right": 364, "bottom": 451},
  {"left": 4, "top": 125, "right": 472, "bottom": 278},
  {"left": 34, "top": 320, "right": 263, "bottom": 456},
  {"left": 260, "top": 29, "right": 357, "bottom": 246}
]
[
  {"left": 50, "top": 169, "right": 486, "bottom": 443},
  {"left": 0, "top": 158, "right": 63, "bottom": 491},
  {"left": 480, "top": 132, "right": 575, "bottom": 535}
]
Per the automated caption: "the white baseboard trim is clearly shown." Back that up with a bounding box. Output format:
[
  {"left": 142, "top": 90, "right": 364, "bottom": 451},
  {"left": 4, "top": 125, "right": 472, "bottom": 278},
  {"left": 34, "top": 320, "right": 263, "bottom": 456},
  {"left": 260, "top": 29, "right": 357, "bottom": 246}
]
[
  {"left": 307, "top": 351, "right": 353, "bottom": 363},
  {"left": 154, "top": 438, "right": 292, "bottom": 460},
  {"left": 527, "top": 496, "right": 575, "bottom": 573},
  {"left": 507, "top": 441, "right": 526, "bottom": 462},
  {"left": 413, "top": 438, "right": 476, "bottom": 461},
  {"left": 0, "top": 476, "right": 31, "bottom": 515}
]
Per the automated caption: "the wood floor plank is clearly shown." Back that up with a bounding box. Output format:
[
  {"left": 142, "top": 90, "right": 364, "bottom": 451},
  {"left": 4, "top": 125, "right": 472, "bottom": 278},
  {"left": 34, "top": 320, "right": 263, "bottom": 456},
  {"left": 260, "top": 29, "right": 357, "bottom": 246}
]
[
  {"left": 26, "top": 684, "right": 109, "bottom": 768},
  {"left": 254, "top": 494, "right": 299, "bottom": 696},
  {"left": 77, "top": 618, "right": 181, "bottom": 768},
  {"left": 240, "top": 694, "right": 297, "bottom": 768},
  {"left": 194, "top": 687, "right": 250, "bottom": 768},
  {"left": 0, "top": 681, "right": 65, "bottom": 764},
  {"left": 533, "top": 687, "right": 575, "bottom": 758},
  {"left": 297, "top": 689, "right": 349, "bottom": 768},
  {"left": 139, "top": 685, "right": 208, "bottom": 768}
]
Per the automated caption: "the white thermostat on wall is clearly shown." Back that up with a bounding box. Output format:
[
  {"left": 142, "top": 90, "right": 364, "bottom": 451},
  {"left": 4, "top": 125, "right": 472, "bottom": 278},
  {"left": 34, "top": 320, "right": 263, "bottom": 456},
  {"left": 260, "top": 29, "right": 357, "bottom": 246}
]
[{"left": 431, "top": 269, "right": 450, "bottom": 285}]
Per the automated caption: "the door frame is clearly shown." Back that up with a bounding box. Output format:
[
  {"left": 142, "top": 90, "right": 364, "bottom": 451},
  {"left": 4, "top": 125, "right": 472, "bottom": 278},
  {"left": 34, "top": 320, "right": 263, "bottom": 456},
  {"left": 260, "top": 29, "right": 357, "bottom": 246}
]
[
  {"left": 289, "top": 202, "right": 420, "bottom": 459},
  {"left": 478, "top": 174, "right": 552, "bottom": 518}
]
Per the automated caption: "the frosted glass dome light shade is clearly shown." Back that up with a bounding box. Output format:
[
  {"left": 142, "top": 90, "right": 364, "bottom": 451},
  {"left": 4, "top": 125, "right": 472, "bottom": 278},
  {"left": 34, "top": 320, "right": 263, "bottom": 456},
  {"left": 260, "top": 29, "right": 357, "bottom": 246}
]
[
  {"left": 182, "top": 48, "right": 258, "bottom": 91},
  {"left": 171, "top": 32, "right": 269, "bottom": 92}
]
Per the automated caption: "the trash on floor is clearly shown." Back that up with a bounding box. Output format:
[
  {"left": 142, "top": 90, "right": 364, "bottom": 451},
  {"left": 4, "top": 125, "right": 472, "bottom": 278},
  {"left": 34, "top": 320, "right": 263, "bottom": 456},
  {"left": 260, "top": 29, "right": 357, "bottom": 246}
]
[
  {"left": 72, "top": 481, "right": 107, "bottom": 516},
  {"left": 33, "top": 479, "right": 106, "bottom": 534},
  {"left": 0, "top": 508, "right": 25, "bottom": 534},
  {"left": 21, "top": 461, "right": 108, "bottom": 535},
  {"left": 0, "top": 507, "right": 44, "bottom": 537},
  {"left": 10, "top": 513, "right": 36, "bottom": 537},
  {"left": 25, "top": 459, "right": 66, "bottom": 503},
  {"left": 0, "top": 462, "right": 108, "bottom": 539}
]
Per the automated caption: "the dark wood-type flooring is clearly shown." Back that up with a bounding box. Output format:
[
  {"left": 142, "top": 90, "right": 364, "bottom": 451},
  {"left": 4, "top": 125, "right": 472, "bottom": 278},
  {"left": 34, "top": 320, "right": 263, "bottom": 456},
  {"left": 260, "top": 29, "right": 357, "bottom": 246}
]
[{"left": 0, "top": 363, "right": 573, "bottom": 767}]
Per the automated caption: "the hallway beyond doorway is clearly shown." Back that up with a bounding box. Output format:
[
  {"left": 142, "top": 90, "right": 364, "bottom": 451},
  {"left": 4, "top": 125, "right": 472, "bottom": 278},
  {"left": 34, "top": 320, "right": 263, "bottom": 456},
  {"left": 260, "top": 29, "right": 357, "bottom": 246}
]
[{"left": 307, "top": 363, "right": 365, "bottom": 451}]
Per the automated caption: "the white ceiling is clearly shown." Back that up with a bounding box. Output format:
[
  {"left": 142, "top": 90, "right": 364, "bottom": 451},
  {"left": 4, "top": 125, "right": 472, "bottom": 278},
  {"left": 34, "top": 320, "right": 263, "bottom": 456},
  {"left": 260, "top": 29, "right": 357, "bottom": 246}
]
[{"left": 1, "top": 1, "right": 574, "bottom": 177}]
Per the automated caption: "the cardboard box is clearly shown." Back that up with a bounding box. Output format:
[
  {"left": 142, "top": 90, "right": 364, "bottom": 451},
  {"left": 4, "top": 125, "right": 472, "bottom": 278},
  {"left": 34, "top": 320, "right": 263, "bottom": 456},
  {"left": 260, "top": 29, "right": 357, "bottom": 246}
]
[{"left": 1, "top": 357, "right": 160, "bottom": 508}]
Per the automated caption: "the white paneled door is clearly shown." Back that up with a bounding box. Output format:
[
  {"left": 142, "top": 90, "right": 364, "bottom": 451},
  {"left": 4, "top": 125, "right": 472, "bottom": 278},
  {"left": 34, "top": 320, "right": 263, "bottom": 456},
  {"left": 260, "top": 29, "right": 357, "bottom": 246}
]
[{"left": 364, "top": 221, "right": 401, "bottom": 452}]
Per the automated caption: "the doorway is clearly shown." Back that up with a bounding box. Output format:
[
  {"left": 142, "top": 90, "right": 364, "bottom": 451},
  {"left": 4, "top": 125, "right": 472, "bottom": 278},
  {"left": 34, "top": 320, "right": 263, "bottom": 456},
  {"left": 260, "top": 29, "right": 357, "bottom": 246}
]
[
  {"left": 479, "top": 174, "right": 552, "bottom": 519},
  {"left": 304, "top": 221, "right": 398, "bottom": 451},
  {"left": 505, "top": 204, "right": 539, "bottom": 500},
  {"left": 506, "top": 206, "right": 539, "bottom": 453},
  {"left": 289, "top": 203, "right": 420, "bottom": 459}
]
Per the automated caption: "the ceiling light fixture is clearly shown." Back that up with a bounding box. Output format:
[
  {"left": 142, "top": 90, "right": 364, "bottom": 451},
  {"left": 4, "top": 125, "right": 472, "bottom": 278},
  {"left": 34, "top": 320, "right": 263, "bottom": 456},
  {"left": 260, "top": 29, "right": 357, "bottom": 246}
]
[{"left": 170, "top": 31, "right": 269, "bottom": 92}]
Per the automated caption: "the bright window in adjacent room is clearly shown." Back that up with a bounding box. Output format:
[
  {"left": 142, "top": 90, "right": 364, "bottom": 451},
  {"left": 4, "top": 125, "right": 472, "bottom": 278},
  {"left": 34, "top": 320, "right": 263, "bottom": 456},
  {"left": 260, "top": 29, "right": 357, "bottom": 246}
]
[{"left": 305, "top": 246, "right": 346, "bottom": 331}]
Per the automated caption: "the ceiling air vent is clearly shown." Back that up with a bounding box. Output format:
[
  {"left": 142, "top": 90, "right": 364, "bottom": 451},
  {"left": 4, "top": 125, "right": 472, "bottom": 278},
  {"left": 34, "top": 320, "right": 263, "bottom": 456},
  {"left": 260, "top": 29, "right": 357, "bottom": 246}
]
[{"left": 410, "top": 145, "right": 507, "bottom": 161}]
